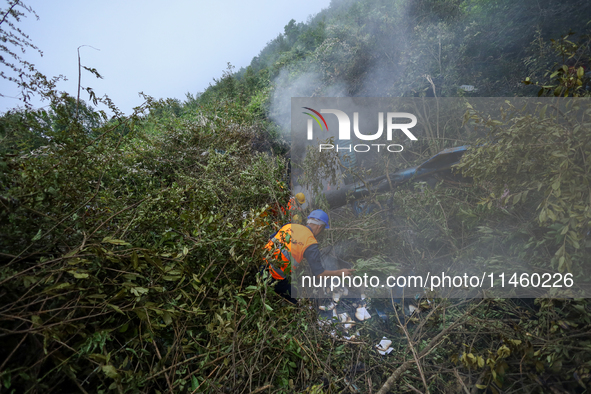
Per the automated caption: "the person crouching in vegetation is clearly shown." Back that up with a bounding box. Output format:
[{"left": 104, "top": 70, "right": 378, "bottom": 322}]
[{"left": 263, "top": 210, "right": 354, "bottom": 303}]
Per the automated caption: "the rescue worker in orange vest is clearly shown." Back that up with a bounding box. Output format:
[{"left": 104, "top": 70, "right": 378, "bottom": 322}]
[
  {"left": 288, "top": 192, "right": 306, "bottom": 224},
  {"left": 264, "top": 209, "right": 355, "bottom": 303}
]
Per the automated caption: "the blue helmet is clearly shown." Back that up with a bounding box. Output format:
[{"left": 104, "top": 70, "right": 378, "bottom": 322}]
[{"left": 307, "top": 210, "right": 330, "bottom": 229}]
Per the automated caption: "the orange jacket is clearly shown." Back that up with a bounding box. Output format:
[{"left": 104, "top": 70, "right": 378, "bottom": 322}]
[
  {"left": 287, "top": 197, "right": 296, "bottom": 211},
  {"left": 288, "top": 197, "right": 307, "bottom": 223},
  {"left": 264, "top": 224, "right": 318, "bottom": 280}
]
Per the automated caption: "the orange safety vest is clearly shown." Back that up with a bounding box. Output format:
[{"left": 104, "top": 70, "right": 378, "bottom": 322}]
[
  {"left": 264, "top": 224, "right": 318, "bottom": 280},
  {"left": 287, "top": 197, "right": 304, "bottom": 223},
  {"left": 287, "top": 197, "right": 303, "bottom": 212}
]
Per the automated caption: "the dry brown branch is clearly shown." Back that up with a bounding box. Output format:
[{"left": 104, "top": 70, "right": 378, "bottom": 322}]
[
  {"left": 250, "top": 384, "right": 272, "bottom": 393},
  {"left": 189, "top": 365, "right": 219, "bottom": 394},
  {"left": 0, "top": 254, "right": 93, "bottom": 287},
  {"left": 152, "top": 341, "right": 174, "bottom": 393},
  {"left": 0, "top": 310, "right": 114, "bottom": 338},
  {"left": 470, "top": 368, "right": 489, "bottom": 394},
  {"left": 453, "top": 368, "right": 471, "bottom": 394},
  {"left": 393, "top": 296, "right": 430, "bottom": 394},
  {"left": 406, "top": 382, "right": 424, "bottom": 394}
]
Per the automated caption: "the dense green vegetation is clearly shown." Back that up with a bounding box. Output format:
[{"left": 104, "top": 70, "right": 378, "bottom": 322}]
[{"left": 1, "top": 0, "right": 591, "bottom": 393}]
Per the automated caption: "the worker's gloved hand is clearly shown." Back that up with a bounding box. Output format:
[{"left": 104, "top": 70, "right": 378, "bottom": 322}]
[{"left": 338, "top": 268, "right": 355, "bottom": 277}]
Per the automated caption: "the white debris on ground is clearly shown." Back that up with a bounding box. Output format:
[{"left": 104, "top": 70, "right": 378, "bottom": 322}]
[
  {"left": 317, "top": 319, "right": 329, "bottom": 328},
  {"left": 343, "top": 331, "right": 360, "bottom": 341},
  {"left": 344, "top": 316, "right": 354, "bottom": 330},
  {"left": 376, "top": 337, "right": 394, "bottom": 355},
  {"left": 316, "top": 287, "right": 375, "bottom": 339},
  {"left": 318, "top": 301, "right": 336, "bottom": 311},
  {"left": 332, "top": 289, "right": 342, "bottom": 302},
  {"left": 459, "top": 84, "right": 477, "bottom": 92},
  {"left": 355, "top": 306, "right": 371, "bottom": 321},
  {"left": 343, "top": 377, "right": 361, "bottom": 393}
]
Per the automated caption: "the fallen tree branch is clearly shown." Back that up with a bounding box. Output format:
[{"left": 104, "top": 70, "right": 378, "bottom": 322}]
[
  {"left": 394, "top": 306, "right": 430, "bottom": 394},
  {"left": 453, "top": 368, "right": 471, "bottom": 394}
]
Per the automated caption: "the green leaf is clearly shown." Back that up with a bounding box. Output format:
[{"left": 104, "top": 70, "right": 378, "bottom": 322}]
[
  {"left": 89, "top": 353, "right": 108, "bottom": 363},
  {"left": 32, "top": 229, "right": 42, "bottom": 241},
  {"left": 131, "top": 287, "right": 149, "bottom": 296},
  {"left": 2, "top": 372, "right": 11, "bottom": 389},
  {"left": 478, "top": 356, "right": 485, "bottom": 368},
  {"left": 131, "top": 251, "right": 139, "bottom": 270},
  {"left": 101, "top": 365, "right": 120, "bottom": 379},
  {"left": 540, "top": 105, "right": 547, "bottom": 119},
  {"left": 134, "top": 308, "right": 148, "bottom": 321},
  {"left": 67, "top": 270, "right": 89, "bottom": 279},
  {"left": 144, "top": 254, "right": 164, "bottom": 271},
  {"left": 558, "top": 256, "right": 565, "bottom": 271},
  {"left": 108, "top": 304, "right": 125, "bottom": 314},
  {"left": 102, "top": 237, "right": 131, "bottom": 246},
  {"left": 31, "top": 315, "right": 43, "bottom": 327}
]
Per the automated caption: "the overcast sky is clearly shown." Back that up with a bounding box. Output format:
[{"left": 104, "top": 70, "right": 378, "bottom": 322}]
[{"left": 0, "top": 0, "right": 332, "bottom": 115}]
